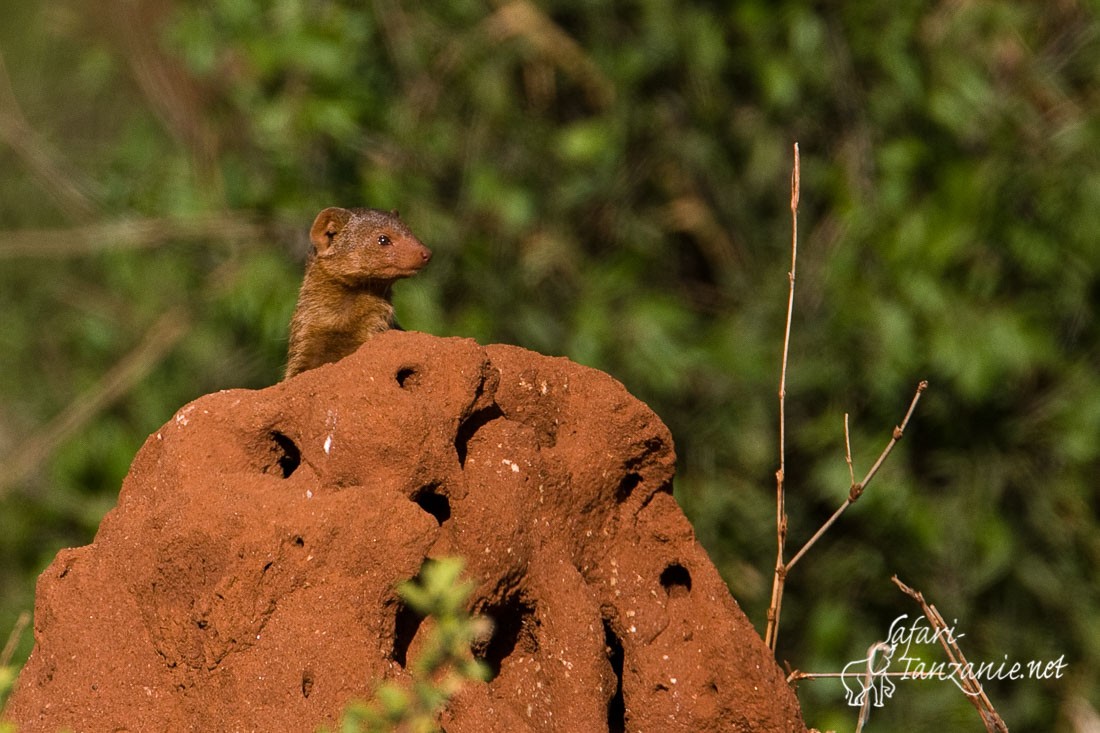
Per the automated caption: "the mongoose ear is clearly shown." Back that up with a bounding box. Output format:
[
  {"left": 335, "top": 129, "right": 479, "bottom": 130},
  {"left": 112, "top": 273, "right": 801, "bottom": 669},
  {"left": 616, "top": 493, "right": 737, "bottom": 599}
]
[
  {"left": 390, "top": 209, "right": 400, "bottom": 218},
  {"left": 310, "top": 207, "right": 352, "bottom": 255}
]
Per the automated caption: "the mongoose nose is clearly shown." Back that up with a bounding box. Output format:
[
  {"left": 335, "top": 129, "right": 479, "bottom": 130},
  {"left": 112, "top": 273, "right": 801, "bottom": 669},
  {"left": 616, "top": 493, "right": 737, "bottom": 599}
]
[{"left": 422, "top": 248, "right": 432, "bottom": 262}]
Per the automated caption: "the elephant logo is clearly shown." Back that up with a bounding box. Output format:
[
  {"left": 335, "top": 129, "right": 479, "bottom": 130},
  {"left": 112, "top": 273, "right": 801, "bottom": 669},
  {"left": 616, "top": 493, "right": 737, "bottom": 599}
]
[{"left": 841, "top": 641, "right": 897, "bottom": 708}]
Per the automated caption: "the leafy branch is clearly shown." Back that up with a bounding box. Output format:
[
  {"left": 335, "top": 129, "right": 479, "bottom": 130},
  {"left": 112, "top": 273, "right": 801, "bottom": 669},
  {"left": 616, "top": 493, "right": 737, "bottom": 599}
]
[{"left": 323, "top": 558, "right": 490, "bottom": 733}]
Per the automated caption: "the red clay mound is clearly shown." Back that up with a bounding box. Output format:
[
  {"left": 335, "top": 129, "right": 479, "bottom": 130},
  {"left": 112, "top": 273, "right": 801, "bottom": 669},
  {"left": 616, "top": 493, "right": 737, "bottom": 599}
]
[{"left": 4, "top": 331, "right": 805, "bottom": 732}]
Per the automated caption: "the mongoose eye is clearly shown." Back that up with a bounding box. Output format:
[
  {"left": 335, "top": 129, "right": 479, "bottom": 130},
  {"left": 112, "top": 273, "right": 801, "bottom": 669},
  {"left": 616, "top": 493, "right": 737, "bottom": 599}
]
[{"left": 378, "top": 234, "right": 392, "bottom": 247}]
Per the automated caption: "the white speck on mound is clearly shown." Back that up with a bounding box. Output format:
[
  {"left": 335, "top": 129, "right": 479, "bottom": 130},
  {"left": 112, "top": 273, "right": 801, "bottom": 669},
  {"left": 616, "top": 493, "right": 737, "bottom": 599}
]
[
  {"left": 174, "top": 405, "right": 196, "bottom": 426},
  {"left": 323, "top": 409, "right": 338, "bottom": 454}
]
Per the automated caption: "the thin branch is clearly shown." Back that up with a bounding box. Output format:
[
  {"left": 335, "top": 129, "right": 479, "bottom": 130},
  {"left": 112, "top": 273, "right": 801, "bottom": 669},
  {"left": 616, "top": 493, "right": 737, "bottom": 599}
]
[
  {"left": 788, "top": 669, "right": 937, "bottom": 682},
  {"left": 102, "top": 1, "right": 223, "bottom": 194},
  {"left": 0, "top": 308, "right": 191, "bottom": 497},
  {"left": 1, "top": 611, "right": 31, "bottom": 669},
  {"left": 0, "top": 214, "right": 267, "bottom": 258},
  {"left": 844, "top": 413, "right": 856, "bottom": 487},
  {"left": 660, "top": 156, "right": 743, "bottom": 273},
  {"left": 0, "top": 49, "right": 99, "bottom": 220},
  {"left": 855, "top": 380, "right": 928, "bottom": 497},
  {"left": 764, "top": 142, "right": 799, "bottom": 651},
  {"left": 784, "top": 380, "right": 927, "bottom": 574},
  {"left": 893, "top": 576, "right": 1009, "bottom": 733},
  {"left": 762, "top": 146, "right": 928, "bottom": 654},
  {"left": 485, "top": 0, "right": 615, "bottom": 108}
]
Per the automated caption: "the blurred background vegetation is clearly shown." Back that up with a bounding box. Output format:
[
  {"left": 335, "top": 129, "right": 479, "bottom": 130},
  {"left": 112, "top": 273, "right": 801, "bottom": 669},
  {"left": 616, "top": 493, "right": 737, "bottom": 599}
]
[{"left": 1, "top": 0, "right": 1098, "bottom": 729}]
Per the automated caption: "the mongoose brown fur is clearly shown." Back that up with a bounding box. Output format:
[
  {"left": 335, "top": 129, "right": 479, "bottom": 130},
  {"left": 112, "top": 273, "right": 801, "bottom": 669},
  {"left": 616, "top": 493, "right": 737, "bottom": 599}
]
[{"left": 285, "top": 207, "right": 431, "bottom": 378}]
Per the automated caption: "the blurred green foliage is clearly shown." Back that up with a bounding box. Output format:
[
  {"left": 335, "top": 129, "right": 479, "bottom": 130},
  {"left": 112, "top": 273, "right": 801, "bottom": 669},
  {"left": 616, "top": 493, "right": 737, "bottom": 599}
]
[
  {"left": 1, "top": 0, "right": 1098, "bottom": 729},
  {"left": 322, "top": 558, "right": 490, "bottom": 733}
]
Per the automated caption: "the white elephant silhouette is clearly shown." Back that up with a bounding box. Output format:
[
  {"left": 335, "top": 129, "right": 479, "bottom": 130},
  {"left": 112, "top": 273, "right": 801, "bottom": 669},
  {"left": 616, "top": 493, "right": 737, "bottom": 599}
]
[{"left": 841, "top": 642, "right": 897, "bottom": 708}]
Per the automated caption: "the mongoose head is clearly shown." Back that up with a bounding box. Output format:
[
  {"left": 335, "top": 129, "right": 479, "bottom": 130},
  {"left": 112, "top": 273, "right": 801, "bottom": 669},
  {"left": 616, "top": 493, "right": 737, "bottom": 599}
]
[{"left": 308, "top": 207, "right": 432, "bottom": 286}]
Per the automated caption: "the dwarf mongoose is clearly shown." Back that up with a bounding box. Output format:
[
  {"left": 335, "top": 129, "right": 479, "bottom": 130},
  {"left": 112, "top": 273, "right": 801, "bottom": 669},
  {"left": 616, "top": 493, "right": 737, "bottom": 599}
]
[{"left": 285, "top": 207, "right": 431, "bottom": 378}]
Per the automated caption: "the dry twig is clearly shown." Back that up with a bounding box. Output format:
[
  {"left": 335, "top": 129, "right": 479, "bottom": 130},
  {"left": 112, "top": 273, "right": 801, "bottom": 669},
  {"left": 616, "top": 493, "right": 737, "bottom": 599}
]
[
  {"left": 764, "top": 142, "right": 800, "bottom": 651},
  {"left": 0, "top": 214, "right": 266, "bottom": 258},
  {"left": 102, "top": 2, "right": 222, "bottom": 191},
  {"left": 784, "top": 380, "right": 928, "bottom": 574},
  {"left": 763, "top": 143, "right": 928, "bottom": 652},
  {"left": 767, "top": 379, "right": 926, "bottom": 650},
  {"left": 893, "top": 576, "right": 1009, "bottom": 732},
  {"left": 0, "top": 308, "right": 191, "bottom": 497},
  {"left": 1, "top": 611, "right": 30, "bottom": 669},
  {"left": 0, "top": 50, "right": 99, "bottom": 220},
  {"left": 485, "top": 0, "right": 615, "bottom": 108}
]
